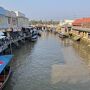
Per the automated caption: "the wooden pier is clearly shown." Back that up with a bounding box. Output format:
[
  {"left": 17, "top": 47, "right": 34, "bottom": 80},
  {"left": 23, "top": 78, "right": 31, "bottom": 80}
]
[{"left": 0, "top": 27, "right": 33, "bottom": 53}]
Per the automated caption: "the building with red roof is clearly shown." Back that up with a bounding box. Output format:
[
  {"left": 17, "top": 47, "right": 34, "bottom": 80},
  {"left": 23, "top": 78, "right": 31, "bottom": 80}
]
[
  {"left": 71, "top": 18, "right": 90, "bottom": 39},
  {"left": 72, "top": 18, "right": 90, "bottom": 28}
]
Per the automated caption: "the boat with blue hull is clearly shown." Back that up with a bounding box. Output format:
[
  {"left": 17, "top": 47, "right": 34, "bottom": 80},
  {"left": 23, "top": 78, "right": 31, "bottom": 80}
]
[{"left": 0, "top": 55, "right": 13, "bottom": 89}]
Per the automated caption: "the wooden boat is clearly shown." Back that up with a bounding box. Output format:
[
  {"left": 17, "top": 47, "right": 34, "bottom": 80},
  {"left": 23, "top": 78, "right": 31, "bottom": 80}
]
[
  {"left": 31, "top": 29, "right": 38, "bottom": 42},
  {"left": 31, "top": 34, "right": 38, "bottom": 42},
  {"left": 59, "top": 33, "right": 67, "bottom": 38},
  {"left": 0, "top": 55, "right": 13, "bottom": 89}
]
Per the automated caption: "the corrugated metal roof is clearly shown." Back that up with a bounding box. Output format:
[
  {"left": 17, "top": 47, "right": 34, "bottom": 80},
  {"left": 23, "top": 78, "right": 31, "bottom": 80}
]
[{"left": 0, "top": 7, "right": 10, "bottom": 16}]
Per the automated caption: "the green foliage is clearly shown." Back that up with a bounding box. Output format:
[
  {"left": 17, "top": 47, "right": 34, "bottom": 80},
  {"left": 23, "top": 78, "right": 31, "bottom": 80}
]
[{"left": 29, "top": 20, "right": 59, "bottom": 25}]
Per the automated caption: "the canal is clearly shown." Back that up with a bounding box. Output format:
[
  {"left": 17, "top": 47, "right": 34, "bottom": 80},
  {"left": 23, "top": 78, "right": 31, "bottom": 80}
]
[{"left": 4, "top": 32, "right": 90, "bottom": 90}]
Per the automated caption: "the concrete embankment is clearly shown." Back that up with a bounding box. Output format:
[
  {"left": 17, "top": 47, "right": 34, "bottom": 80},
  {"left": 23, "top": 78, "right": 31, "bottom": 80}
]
[
  {"left": 69, "top": 33, "right": 90, "bottom": 52},
  {"left": 55, "top": 31, "right": 90, "bottom": 53},
  {"left": 80, "top": 38, "right": 90, "bottom": 52}
]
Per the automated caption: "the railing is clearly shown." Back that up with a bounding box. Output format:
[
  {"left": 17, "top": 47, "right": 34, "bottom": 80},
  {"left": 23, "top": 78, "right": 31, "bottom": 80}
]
[{"left": 72, "top": 26, "right": 90, "bottom": 32}]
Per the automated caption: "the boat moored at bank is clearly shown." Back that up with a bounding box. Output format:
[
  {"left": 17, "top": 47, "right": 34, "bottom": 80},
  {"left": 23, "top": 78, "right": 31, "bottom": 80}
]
[
  {"left": 0, "top": 55, "right": 13, "bottom": 89},
  {"left": 31, "top": 29, "right": 38, "bottom": 42}
]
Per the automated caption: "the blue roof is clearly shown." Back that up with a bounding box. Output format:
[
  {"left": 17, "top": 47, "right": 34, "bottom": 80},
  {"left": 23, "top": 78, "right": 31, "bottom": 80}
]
[
  {"left": 0, "top": 55, "right": 13, "bottom": 74},
  {"left": 0, "top": 7, "right": 9, "bottom": 16}
]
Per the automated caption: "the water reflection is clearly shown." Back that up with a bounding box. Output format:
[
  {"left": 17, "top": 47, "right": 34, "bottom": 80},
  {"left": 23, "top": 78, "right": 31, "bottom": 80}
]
[
  {"left": 51, "top": 64, "right": 90, "bottom": 84},
  {"left": 72, "top": 42, "right": 90, "bottom": 67},
  {"left": 4, "top": 42, "right": 36, "bottom": 90},
  {"left": 60, "top": 38, "right": 73, "bottom": 47},
  {"left": 4, "top": 32, "right": 90, "bottom": 90}
]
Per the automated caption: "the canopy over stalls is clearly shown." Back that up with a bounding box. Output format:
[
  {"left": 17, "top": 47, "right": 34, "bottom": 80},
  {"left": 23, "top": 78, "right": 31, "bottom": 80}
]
[{"left": 0, "top": 55, "right": 13, "bottom": 74}]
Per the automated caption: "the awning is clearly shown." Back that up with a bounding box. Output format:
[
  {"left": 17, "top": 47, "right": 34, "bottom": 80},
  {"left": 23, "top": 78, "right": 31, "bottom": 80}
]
[{"left": 0, "top": 55, "right": 13, "bottom": 74}]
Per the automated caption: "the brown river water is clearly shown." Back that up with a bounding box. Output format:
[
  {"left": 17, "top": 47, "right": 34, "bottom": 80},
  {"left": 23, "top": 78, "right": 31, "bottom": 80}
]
[{"left": 4, "top": 32, "right": 90, "bottom": 90}]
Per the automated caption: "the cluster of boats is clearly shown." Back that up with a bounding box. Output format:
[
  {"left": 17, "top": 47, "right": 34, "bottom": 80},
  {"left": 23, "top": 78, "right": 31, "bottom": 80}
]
[
  {"left": 0, "top": 27, "right": 41, "bottom": 53},
  {"left": 31, "top": 29, "right": 41, "bottom": 42},
  {"left": 59, "top": 32, "right": 69, "bottom": 38},
  {"left": 0, "top": 27, "right": 42, "bottom": 89}
]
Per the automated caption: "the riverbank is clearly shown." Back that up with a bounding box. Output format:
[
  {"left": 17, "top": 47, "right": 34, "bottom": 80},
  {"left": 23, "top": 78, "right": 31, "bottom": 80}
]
[
  {"left": 0, "top": 27, "right": 41, "bottom": 55},
  {"left": 4, "top": 32, "right": 90, "bottom": 90},
  {"left": 80, "top": 38, "right": 90, "bottom": 52},
  {"left": 55, "top": 30, "right": 90, "bottom": 52},
  {"left": 70, "top": 33, "right": 90, "bottom": 51}
]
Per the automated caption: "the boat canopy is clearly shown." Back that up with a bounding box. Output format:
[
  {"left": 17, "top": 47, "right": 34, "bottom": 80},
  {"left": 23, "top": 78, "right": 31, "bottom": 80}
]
[
  {"left": 0, "top": 36, "right": 6, "bottom": 39},
  {"left": 0, "top": 32, "right": 4, "bottom": 36},
  {"left": 0, "top": 55, "right": 13, "bottom": 74}
]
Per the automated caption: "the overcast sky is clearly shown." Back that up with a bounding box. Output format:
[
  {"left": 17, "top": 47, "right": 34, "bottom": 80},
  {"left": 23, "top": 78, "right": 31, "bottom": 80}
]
[{"left": 0, "top": 0, "right": 90, "bottom": 20}]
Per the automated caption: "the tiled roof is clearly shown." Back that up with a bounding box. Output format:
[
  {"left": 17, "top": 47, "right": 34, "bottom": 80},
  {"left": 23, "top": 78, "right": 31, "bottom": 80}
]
[{"left": 72, "top": 18, "right": 90, "bottom": 26}]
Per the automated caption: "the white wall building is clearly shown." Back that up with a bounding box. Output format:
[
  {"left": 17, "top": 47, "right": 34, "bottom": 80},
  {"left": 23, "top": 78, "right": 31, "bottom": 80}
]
[
  {"left": 59, "top": 19, "right": 74, "bottom": 26},
  {"left": 0, "top": 7, "right": 10, "bottom": 30},
  {"left": 15, "top": 11, "right": 29, "bottom": 29},
  {"left": 9, "top": 11, "right": 17, "bottom": 30},
  {"left": 0, "top": 7, "right": 29, "bottom": 31},
  {"left": 59, "top": 19, "right": 74, "bottom": 34}
]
